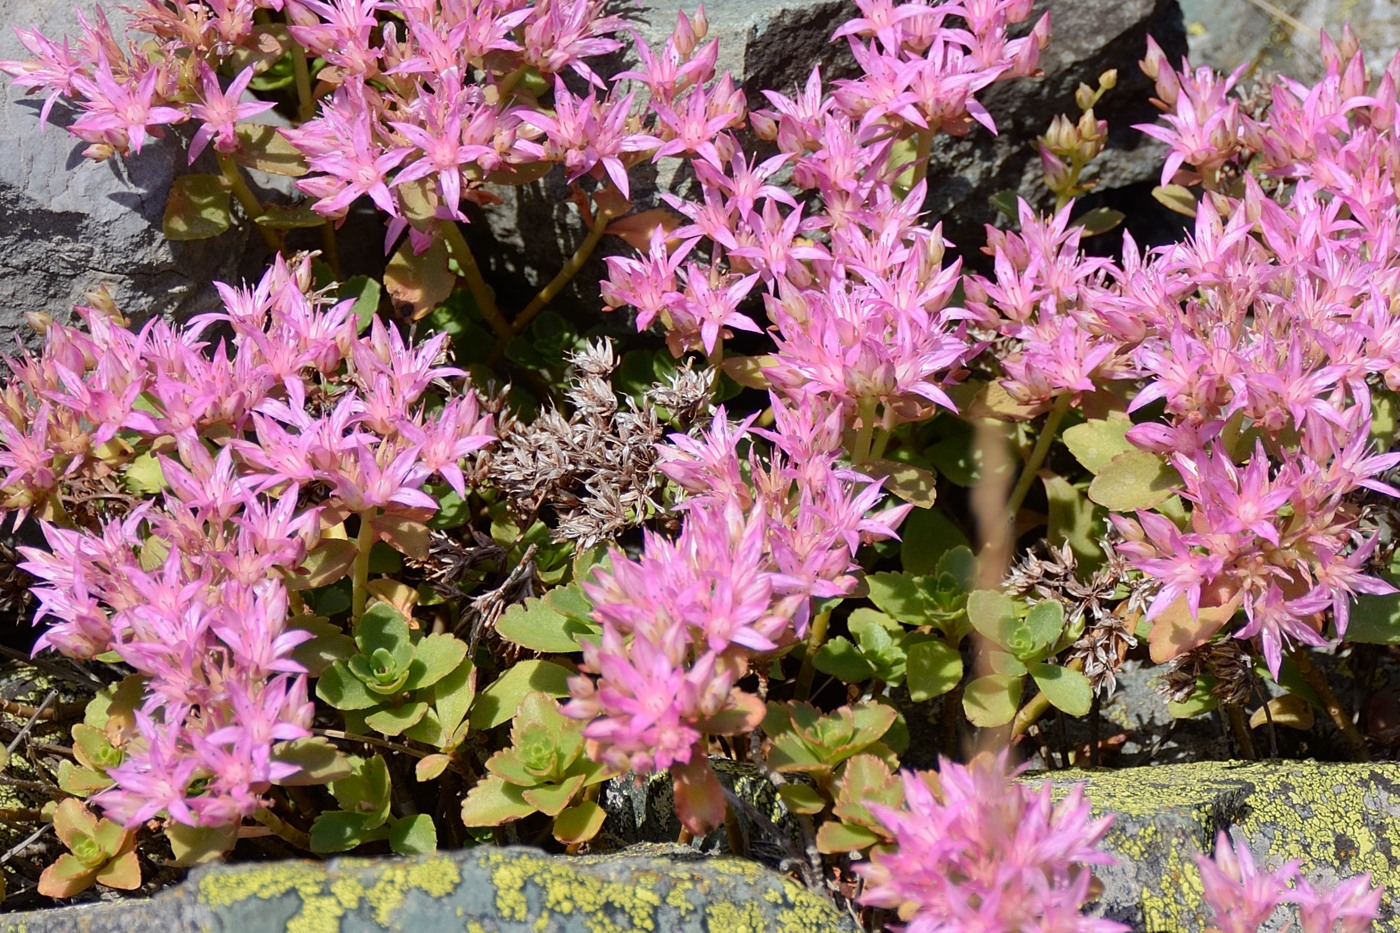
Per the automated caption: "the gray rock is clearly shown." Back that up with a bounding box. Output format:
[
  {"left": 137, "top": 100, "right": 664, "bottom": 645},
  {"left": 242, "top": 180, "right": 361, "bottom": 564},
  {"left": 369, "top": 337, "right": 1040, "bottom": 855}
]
[
  {"left": 469, "top": 0, "right": 1189, "bottom": 316},
  {"left": 0, "top": 844, "right": 858, "bottom": 933},
  {"left": 0, "top": 0, "right": 252, "bottom": 348},
  {"left": 1180, "top": 0, "right": 1400, "bottom": 83},
  {"left": 1036, "top": 759, "right": 1400, "bottom": 931},
  {"left": 918, "top": 0, "right": 1189, "bottom": 253}
]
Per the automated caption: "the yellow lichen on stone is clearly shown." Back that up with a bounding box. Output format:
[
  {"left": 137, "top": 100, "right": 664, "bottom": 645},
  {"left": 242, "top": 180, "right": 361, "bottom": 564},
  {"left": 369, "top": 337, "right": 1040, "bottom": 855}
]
[
  {"left": 197, "top": 860, "right": 330, "bottom": 910},
  {"left": 363, "top": 856, "right": 463, "bottom": 926},
  {"left": 487, "top": 849, "right": 674, "bottom": 933}
]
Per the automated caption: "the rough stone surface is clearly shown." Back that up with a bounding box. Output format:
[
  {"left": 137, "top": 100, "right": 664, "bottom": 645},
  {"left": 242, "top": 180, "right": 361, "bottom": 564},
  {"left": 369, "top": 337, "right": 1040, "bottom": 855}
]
[
  {"left": 0, "top": 844, "right": 857, "bottom": 933},
  {"left": 917, "top": 0, "right": 1188, "bottom": 256},
  {"left": 469, "top": 0, "right": 1189, "bottom": 315},
  {"left": 0, "top": 0, "right": 251, "bottom": 348},
  {"left": 1036, "top": 759, "right": 1400, "bottom": 932},
  {"left": 1180, "top": 0, "right": 1400, "bottom": 82}
]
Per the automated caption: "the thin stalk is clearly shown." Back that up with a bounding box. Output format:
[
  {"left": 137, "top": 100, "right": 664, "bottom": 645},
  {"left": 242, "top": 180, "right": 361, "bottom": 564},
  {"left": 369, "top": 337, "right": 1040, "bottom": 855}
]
[
  {"left": 251, "top": 806, "right": 311, "bottom": 850},
  {"left": 217, "top": 152, "right": 281, "bottom": 253},
  {"left": 439, "top": 220, "right": 508, "bottom": 339},
  {"left": 351, "top": 508, "right": 377, "bottom": 624},
  {"left": 319, "top": 221, "right": 342, "bottom": 280},
  {"left": 850, "top": 398, "right": 879, "bottom": 466},
  {"left": 1005, "top": 393, "right": 1072, "bottom": 520},
  {"left": 1290, "top": 649, "right": 1368, "bottom": 761},
  {"left": 489, "top": 204, "right": 615, "bottom": 362},
  {"left": 870, "top": 426, "right": 892, "bottom": 461},
  {"left": 288, "top": 34, "right": 316, "bottom": 124},
  {"left": 1224, "top": 702, "right": 1256, "bottom": 760},
  {"left": 795, "top": 609, "right": 832, "bottom": 702}
]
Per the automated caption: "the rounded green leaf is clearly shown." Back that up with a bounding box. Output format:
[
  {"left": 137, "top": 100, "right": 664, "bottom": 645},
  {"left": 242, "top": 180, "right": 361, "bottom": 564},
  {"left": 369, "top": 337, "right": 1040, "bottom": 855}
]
[
  {"left": 315, "top": 660, "right": 380, "bottom": 711},
  {"left": 966, "top": 590, "right": 1017, "bottom": 646},
  {"left": 905, "top": 639, "right": 963, "bottom": 702},
  {"left": 1029, "top": 662, "right": 1093, "bottom": 716},
  {"left": 552, "top": 799, "right": 607, "bottom": 845},
  {"left": 388, "top": 814, "right": 438, "bottom": 856},
  {"left": 1063, "top": 415, "right": 1135, "bottom": 475},
  {"left": 163, "top": 174, "right": 231, "bottom": 241},
  {"left": 460, "top": 775, "right": 535, "bottom": 826},
  {"left": 469, "top": 660, "right": 573, "bottom": 731},
  {"left": 812, "top": 636, "right": 876, "bottom": 684},
  {"left": 1088, "top": 449, "right": 1178, "bottom": 512},
  {"left": 962, "top": 674, "right": 1023, "bottom": 728},
  {"left": 495, "top": 596, "right": 584, "bottom": 653},
  {"left": 404, "top": 634, "right": 469, "bottom": 692}
]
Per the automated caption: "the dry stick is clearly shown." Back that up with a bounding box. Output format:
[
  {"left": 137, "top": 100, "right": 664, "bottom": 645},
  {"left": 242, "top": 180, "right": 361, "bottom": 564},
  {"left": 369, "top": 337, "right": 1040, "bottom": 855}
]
[
  {"left": 0, "top": 823, "right": 50, "bottom": 867},
  {"left": 5, "top": 690, "right": 56, "bottom": 756},
  {"left": 1290, "top": 648, "right": 1369, "bottom": 761}
]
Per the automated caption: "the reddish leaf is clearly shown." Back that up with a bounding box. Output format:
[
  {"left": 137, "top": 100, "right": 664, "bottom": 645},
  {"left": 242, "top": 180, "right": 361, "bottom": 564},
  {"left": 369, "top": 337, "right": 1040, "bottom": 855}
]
[
  {"left": 385, "top": 236, "right": 454, "bottom": 317},
  {"left": 1148, "top": 594, "right": 1240, "bottom": 663},
  {"left": 671, "top": 758, "right": 726, "bottom": 836}
]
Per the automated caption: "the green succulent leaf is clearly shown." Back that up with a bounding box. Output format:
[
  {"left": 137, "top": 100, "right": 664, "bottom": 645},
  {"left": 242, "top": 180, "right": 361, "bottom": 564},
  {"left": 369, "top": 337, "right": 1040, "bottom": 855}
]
[
  {"left": 905, "top": 638, "right": 963, "bottom": 702},
  {"left": 469, "top": 660, "right": 573, "bottom": 731},
  {"left": 962, "top": 674, "right": 1023, "bottom": 728},
  {"left": 388, "top": 814, "right": 438, "bottom": 856},
  {"left": 813, "top": 636, "right": 877, "bottom": 683},
  {"left": 316, "top": 660, "right": 380, "bottom": 711},
  {"left": 403, "top": 634, "right": 468, "bottom": 692},
  {"left": 163, "top": 174, "right": 231, "bottom": 241},
  {"left": 364, "top": 700, "right": 430, "bottom": 736},
  {"left": 966, "top": 590, "right": 1018, "bottom": 647},
  {"left": 1088, "top": 449, "right": 1178, "bottom": 512},
  {"left": 552, "top": 800, "right": 607, "bottom": 845},
  {"left": 460, "top": 775, "right": 536, "bottom": 826},
  {"left": 1063, "top": 414, "right": 1135, "bottom": 475},
  {"left": 1029, "top": 662, "right": 1093, "bottom": 716},
  {"left": 495, "top": 595, "right": 595, "bottom": 653},
  {"left": 328, "top": 755, "right": 392, "bottom": 830},
  {"left": 309, "top": 811, "right": 388, "bottom": 853}
]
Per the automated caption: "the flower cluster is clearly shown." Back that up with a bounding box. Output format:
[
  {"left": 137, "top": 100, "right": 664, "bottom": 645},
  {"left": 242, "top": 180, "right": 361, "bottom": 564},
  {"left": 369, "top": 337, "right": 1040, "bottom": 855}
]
[
  {"left": 856, "top": 752, "right": 1124, "bottom": 933},
  {"left": 1105, "top": 35, "right": 1400, "bottom": 677},
  {"left": 1, "top": 254, "right": 494, "bottom": 827},
  {"left": 565, "top": 395, "right": 910, "bottom": 831},
  {"left": 1197, "top": 831, "right": 1381, "bottom": 933}
]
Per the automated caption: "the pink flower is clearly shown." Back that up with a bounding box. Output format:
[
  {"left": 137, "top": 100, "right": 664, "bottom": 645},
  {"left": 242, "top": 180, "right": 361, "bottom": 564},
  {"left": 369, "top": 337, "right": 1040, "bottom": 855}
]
[
  {"left": 69, "top": 54, "right": 185, "bottom": 154},
  {"left": 187, "top": 63, "right": 275, "bottom": 163},
  {"left": 1197, "top": 832, "right": 1296, "bottom": 933},
  {"left": 858, "top": 753, "right": 1124, "bottom": 933}
]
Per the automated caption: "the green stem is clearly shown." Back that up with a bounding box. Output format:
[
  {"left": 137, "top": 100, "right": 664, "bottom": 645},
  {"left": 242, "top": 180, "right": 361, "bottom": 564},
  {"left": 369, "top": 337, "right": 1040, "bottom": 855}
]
[
  {"left": 851, "top": 398, "right": 879, "bottom": 466},
  {"left": 439, "top": 220, "right": 508, "bottom": 339},
  {"left": 319, "top": 221, "right": 342, "bottom": 280},
  {"left": 1005, "top": 393, "right": 1072, "bottom": 521},
  {"left": 495, "top": 65, "right": 529, "bottom": 100},
  {"left": 351, "top": 508, "right": 377, "bottom": 624},
  {"left": 251, "top": 806, "right": 311, "bottom": 850},
  {"left": 1289, "top": 649, "right": 1368, "bottom": 761},
  {"left": 870, "top": 426, "right": 892, "bottom": 461},
  {"left": 489, "top": 205, "right": 615, "bottom": 363},
  {"left": 795, "top": 609, "right": 832, "bottom": 702},
  {"left": 288, "top": 34, "right": 316, "bottom": 124},
  {"left": 216, "top": 152, "right": 281, "bottom": 253},
  {"left": 1224, "top": 702, "right": 1256, "bottom": 760}
]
